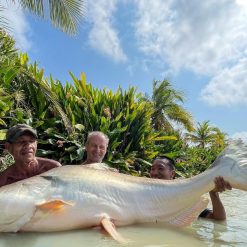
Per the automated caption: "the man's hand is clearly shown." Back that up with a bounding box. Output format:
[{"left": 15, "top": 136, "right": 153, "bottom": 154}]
[{"left": 211, "top": 176, "right": 232, "bottom": 193}]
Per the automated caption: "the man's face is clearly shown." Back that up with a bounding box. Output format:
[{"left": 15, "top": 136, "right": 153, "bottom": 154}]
[
  {"left": 85, "top": 135, "right": 108, "bottom": 163},
  {"left": 150, "top": 159, "right": 175, "bottom": 180},
  {"left": 5, "top": 134, "right": 37, "bottom": 164}
]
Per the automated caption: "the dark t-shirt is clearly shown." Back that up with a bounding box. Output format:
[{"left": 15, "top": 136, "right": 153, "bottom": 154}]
[
  {"left": 0, "top": 157, "right": 61, "bottom": 187},
  {"left": 199, "top": 208, "right": 212, "bottom": 218}
]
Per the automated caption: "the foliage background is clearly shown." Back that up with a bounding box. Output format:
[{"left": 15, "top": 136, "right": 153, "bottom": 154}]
[{"left": 0, "top": 30, "right": 227, "bottom": 176}]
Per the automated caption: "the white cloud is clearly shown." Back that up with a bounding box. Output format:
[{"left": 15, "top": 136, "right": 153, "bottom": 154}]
[
  {"left": 87, "top": 0, "right": 127, "bottom": 63},
  {"left": 200, "top": 58, "right": 247, "bottom": 106},
  {"left": 1, "top": 1, "right": 31, "bottom": 51},
  {"left": 134, "top": 0, "right": 247, "bottom": 74},
  {"left": 231, "top": 132, "right": 247, "bottom": 143},
  {"left": 236, "top": 0, "right": 247, "bottom": 8},
  {"left": 133, "top": 0, "right": 247, "bottom": 106}
]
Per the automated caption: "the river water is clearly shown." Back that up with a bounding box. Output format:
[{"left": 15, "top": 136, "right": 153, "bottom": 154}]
[{"left": 0, "top": 189, "right": 246, "bottom": 247}]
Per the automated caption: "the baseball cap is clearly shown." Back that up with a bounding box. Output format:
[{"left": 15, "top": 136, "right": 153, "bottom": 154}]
[{"left": 6, "top": 124, "right": 38, "bottom": 143}]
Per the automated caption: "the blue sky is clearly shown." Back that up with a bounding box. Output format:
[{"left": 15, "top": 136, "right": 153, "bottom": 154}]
[{"left": 3, "top": 0, "right": 247, "bottom": 141}]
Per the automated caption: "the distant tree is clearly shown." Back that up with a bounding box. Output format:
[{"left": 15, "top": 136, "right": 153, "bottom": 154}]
[
  {"left": 211, "top": 127, "right": 227, "bottom": 148},
  {"left": 146, "top": 80, "right": 194, "bottom": 133},
  {"left": 185, "top": 120, "right": 227, "bottom": 148},
  {"left": 176, "top": 145, "right": 225, "bottom": 177}
]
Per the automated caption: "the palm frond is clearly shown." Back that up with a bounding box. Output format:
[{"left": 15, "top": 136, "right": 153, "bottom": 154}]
[
  {"left": 151, "top": 79, "right": 194, "bottom": 132},
  {"left": 19, "top": 0, "right": 85, "bottom": 35},
  {"left": 0, "top": 5, "right": 11, "bottom": 32}
]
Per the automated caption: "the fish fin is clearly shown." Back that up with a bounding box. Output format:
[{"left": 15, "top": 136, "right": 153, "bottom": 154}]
[
  {"left": 100, "top": 217, "right": 126, "bottom": 243},
  {"left": 36, "top": 200, "right": 74, "bottom": 212},
  {"left": 168, "top": 196, "right": 209, "bottom": 227}
]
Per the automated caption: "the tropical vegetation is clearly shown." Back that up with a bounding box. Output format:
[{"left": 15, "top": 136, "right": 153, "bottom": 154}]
[
  {"left": 185, "top": 120, "right": 227, "bottom": 148},
  {"left": 0, "top": 29, "right": 227, "bottom": 177},
  {"left": 146, "top": 80, "right": 195, "bottom": 133}
]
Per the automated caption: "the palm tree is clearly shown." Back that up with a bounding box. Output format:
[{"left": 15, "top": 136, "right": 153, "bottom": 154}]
[
  {"left": 185, "top": 121, "right": 226, "bottom": 148},
  {"left": 1, "top": 0, "right": 85, "bottom": 35},
  {"left": 0, "top": 4, "right": 9, "bottom": 31},
  {"left": 147, "top": 79, "right": 194, "bottom": 133},
  {"left": 212, "top": 128, "right": 227, "bottom": 148}
]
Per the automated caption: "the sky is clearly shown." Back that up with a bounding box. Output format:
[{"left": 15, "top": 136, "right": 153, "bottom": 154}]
[{"left": 2, "top": 0, "right": 247, "bottom": 142}]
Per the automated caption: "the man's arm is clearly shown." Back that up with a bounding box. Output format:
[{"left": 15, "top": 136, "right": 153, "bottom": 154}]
[
  {"left": 206, "top": 191, "right": 226, "bottom": 220},
  {"left": 37, "top": 157, "right": 62, "bottom": 170},
  {"left": 205, "top": 176, "right": 231, "bottom": 220}
]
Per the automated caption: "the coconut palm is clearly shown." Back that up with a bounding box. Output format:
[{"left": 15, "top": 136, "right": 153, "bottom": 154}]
[
  {"left": 212, "top": 128, "right": 227, "bottom": 148},
  {"left": 185, "top": 121, "right": 226, "bottom": 148},
  {"left": 1, "top": 0, "right": 85, "bottom": 35},
  {"left": 0, "top": 4, "right": 9, "bottom": 31},
  {"left": 147, "top": 80, "right": 194, "bottom": 133}
]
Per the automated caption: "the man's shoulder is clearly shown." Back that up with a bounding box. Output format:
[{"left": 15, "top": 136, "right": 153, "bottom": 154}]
[
  {"left": 36, "top": 157, "right": 61, "bottom": 169},
  {"left": 0, "top": 165, "right": 15, "bottom": 176},
  {"left": 0, "top": 165, "right": 16, "bottom": 186}
]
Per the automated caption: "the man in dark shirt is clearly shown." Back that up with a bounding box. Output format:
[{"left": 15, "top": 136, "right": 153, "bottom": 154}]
[
  {"left": 150, "top": 157, "right": 232, "bottom": 220},
  {"left": 0, "top": 124, "right": 61, "bottom": 187}
]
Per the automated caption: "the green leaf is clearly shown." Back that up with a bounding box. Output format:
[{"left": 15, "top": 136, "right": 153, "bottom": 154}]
[
  {"left": 65, "top": 146, "right": 77, "bottom": 152},
  {"left": 3, "top": 66, "right": 20, "bottom": 85},
  {"left": 0, "top": 129, "right": 7, "bottom": 140},
  {"left": 37, "top": 149, "right": 56, "bottom": 155},
  {"left": 74, "top": 124, "right": 85, "bottom": 131},
  {"left": 76, "top": 147, "right": 84, "bottom": 160},
  {"left": 151, "top": 135, "right": 177, "bottom": 141}
]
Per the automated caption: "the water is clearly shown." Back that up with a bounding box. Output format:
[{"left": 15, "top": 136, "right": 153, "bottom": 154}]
[{"left": 0, "top": 189, "right": 246, "bottom": 247}]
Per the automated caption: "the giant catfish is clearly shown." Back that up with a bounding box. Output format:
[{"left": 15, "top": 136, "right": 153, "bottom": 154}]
[{"left": 0, "top": 140, "right": 247, "bottom": 242}]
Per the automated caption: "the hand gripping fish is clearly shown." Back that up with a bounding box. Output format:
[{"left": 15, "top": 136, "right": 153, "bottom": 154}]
[{"left": 0, "top": 140, "right": 247, "bottom": 243}]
